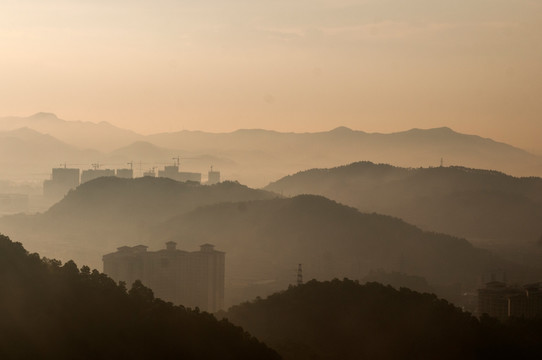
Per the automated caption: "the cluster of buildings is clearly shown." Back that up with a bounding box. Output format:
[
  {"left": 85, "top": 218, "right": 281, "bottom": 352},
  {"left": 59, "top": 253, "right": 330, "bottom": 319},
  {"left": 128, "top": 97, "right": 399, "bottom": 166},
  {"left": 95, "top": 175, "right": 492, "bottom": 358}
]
[
  {"left": 43, "top": 167, "right": 133, "bottom": 200},
  {"left": 103, "top": 242, "right": 225, "bottom": 312},
  {"left": 43, "top": 162, "right": 221, "bottom": 200},
  {"left": 477, "top": 281, "right": 542, "bottom": 320},
  {"left": 157, "top": 164, "right": 201, "bottom": 183}
]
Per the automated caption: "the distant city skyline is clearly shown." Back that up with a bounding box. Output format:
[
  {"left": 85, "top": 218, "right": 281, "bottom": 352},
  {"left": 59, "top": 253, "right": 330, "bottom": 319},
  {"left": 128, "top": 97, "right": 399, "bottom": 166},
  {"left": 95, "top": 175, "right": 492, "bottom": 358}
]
[{"left": 1, "top": 1, "right": 540, "bottom": 153}]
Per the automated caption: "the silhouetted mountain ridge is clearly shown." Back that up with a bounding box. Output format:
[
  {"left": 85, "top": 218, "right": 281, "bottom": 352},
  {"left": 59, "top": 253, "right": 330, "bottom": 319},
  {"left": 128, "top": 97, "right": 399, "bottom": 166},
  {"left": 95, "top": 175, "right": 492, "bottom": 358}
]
[
  {"left": 146, "top": 125, "right": 542, "bottom": 185},
  {"left": 0, "top": 177, "right": 533, "bottom": 307},
  {"left": 2, "top": 113, "right": 541, "bottom": 186},
  {"left": 225, "top": 279, "right": 542, "bottom": 360},
  {"left": 0, "top": 113, "right": 141, "bottom": 151},
  {"left": 156, "top": 194, "right": 527, "bottom": 305},
  {"left": 46, "top": 176, "right": 275, "bottom": 224},
  {"left": 0, "top": 127, "right": 100, "bottom": 180},
  {"left": 0, "top": 177, "right": 277, "bottom": 269},
  {"left": 265, "top": 162, "right": 542, "bottom": 255}
]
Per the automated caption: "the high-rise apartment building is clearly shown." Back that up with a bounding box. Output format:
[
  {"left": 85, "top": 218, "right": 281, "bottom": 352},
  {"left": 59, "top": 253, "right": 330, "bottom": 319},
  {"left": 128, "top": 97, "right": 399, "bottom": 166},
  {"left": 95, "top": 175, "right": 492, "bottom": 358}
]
[
  {"left": 158, "top": 165, "right": 201, "bottom": 183},
  {"left": 103, "top": 242, "right": 225, "bottom": 312},
  {"left": 207, "top": 168, "right": 220, "bottom": 185},
  {"left": 81, "top": 169, "right": 115, "bottom": 183},
  {"left": 43, "top": 167, "right": 80, "bottom": 200}
]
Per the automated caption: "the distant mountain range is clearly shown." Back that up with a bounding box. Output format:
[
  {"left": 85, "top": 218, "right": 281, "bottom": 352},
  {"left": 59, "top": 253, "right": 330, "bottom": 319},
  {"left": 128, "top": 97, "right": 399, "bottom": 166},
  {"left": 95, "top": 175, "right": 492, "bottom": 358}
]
[
  {"left": 145, "top": 125, "right": 542, "bottom": 186},
  {"left": 0, "top": 112, "right": 141, "bottom": 151},
  {"left": 0, "top": 127, "right": 100, "bottom": 181},
  {"left": 1, "top": 113, "right": 541, "bottom": 187}
]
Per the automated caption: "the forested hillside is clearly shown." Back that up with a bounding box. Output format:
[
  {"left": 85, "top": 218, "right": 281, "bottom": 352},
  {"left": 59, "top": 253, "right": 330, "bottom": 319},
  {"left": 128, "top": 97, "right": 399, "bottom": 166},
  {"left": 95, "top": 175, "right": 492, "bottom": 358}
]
[
  {"left": 266, "top": 162, "right": 542, "bottom": 254},
  {"left": 158, "top": 195, "right": 529, "bottom": 305},
  {"left": 0, "top": 234, "right": 279, "bottom": 359},
  {"left": 0, "top": 177, "right": 276, "bottom": 268},
  {"left": 225, "top": 279, "right": 542, "bottom": 360}
]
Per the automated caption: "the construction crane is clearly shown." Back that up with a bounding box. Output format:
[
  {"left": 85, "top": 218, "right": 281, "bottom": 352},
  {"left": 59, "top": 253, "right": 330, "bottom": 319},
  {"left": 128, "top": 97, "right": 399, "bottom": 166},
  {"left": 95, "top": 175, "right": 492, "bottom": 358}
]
[{"left": 172, "top": 156, "right": 181, "bottom": 167}]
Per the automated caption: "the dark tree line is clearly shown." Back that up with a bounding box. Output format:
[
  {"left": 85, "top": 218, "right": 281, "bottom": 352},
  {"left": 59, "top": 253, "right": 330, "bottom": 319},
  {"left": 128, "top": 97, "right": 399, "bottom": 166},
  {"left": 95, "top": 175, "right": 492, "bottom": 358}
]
[
  {"left": 0, "top": 234, "right": 279, "bottom": 359},
  {"left": 225, "top": 278, "right": 542, "bottom": 360}
]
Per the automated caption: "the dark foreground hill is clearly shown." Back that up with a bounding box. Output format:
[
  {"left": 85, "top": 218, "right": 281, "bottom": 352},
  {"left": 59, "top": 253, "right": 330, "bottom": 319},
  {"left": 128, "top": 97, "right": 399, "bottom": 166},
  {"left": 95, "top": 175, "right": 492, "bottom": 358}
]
[
  {"left": 0, "top": 234, "right": 279, "bottom": 359},
  {"left": 157, "top": 195, "right": 528, "bottom": 306},
  {"left": 265, "top": 162, "right": 542, "bottom": 264},
  {"left": 225, "top": 279, "right": 542, "bottom": 360},
  {"left": 0, "top": 177, "right": 276, "bottom": 268}
]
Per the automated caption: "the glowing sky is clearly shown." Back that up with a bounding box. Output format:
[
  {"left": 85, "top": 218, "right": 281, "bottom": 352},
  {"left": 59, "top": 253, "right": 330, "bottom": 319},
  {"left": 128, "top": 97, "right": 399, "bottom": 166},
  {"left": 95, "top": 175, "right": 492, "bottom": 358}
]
[{"left": 1, "top": 1, "right": 541, "bottom": 151}]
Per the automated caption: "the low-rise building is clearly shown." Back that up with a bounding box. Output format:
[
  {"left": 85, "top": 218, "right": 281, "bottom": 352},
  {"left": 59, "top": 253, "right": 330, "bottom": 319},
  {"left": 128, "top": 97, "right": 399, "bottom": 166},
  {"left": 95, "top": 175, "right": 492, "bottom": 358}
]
[{"left": 478, "top": 282, "right": 542, "bottom": 320}]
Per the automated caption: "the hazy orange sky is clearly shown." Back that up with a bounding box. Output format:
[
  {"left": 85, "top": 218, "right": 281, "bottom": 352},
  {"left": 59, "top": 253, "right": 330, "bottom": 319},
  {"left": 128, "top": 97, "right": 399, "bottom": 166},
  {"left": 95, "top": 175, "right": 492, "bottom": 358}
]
[{"left": 1, "top": 1, "right": 541, "bottom": 152}]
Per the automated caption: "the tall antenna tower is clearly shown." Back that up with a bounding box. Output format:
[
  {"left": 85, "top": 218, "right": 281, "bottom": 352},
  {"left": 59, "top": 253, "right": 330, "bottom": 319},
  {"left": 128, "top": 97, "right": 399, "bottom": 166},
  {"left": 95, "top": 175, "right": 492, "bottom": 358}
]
[{"left": 297, "top": 264, "right": 303, "bottom": 286}]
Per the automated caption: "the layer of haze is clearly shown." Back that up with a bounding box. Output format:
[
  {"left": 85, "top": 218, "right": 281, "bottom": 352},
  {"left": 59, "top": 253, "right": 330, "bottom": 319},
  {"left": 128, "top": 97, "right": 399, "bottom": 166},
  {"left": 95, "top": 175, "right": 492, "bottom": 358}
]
[{"left": 1, "top": 0, "right": 541, "bottom": 152}]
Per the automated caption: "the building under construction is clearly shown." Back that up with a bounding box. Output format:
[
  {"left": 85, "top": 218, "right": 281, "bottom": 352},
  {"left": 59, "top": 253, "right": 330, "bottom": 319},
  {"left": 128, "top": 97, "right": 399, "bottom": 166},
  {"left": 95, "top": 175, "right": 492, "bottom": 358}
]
[
  {"left": 157, "top": 158, "right": 202, "bottom": 183},
  {"left": 43, "top": 167, "right": 80, "bottom": 199},
  {"left": 81, "top": 168, "right": 116, "bottom": 183},
  {"left": 44, "top": 159, "right": 204, "bottom": 201},
  {"left": 103, "top": 242, "right": 225, "bottom": 312},
  {"left": 44, "top": 165, "right": 135, "bottom": 199},
  {"left": 207, "top": 167, "right": 220, "bottom": 185}
]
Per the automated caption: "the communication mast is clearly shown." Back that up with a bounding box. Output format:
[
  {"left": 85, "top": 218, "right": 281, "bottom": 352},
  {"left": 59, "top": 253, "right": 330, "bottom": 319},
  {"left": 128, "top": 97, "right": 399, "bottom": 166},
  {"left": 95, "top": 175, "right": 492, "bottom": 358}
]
[{"left": 297, "top": 264, "right": 303, "bottom": 286}]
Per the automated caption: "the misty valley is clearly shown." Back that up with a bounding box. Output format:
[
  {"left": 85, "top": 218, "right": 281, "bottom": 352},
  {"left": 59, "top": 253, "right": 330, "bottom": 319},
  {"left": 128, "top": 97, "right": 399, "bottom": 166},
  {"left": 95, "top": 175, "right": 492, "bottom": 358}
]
[
  {"left": 3, "top": 0, "right": 542, "bottom": 357},
  {"left": 1, "top": 115, "right": 542, "bottom": 359}
]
